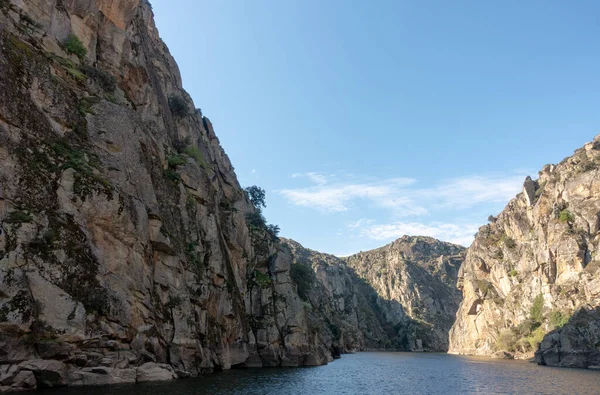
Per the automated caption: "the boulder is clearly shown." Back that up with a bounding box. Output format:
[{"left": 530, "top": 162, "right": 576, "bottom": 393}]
[{"left": 135, "top": 362, "right": 177, "bottom": 382}]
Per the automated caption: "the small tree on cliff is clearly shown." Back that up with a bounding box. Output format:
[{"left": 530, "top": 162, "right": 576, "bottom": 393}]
[
  {"left": 245, "top": 185, "right": 266, "bottom": 211},
  {"left": 244, "top": 185, "right": 280, "bottom": 240}
]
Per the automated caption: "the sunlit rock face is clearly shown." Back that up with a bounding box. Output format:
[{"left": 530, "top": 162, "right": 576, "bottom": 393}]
[{"left": 449, "top": 136, "right": 600, "bottom": 368}]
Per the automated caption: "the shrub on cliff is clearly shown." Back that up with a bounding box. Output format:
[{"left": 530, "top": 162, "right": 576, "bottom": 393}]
[
  {"left": 244, "top": 185, "right": 280, "bottom": 240},
  {"left": 168, "top": 95, "right": 188, "bottom": 116},
  {"left": 64, "top": 34, "right": 87, "bottom": 60},
  {"left": 549, "top": 310, "right": 570, "bottom": 329},
  {"left": 495, "top": 329, "right": 517, "bottom": 352},
  {"left": 245, "top": 185, "right": 266, "bottom": 210},
  {"left": 559, "top": 209, "right": 574, "bottom": 223},
  {"left": 81, "top": 65, "right": 116, "bottom": 92},
  {"left": 525, "top": 327, "right": 545, "bottom": 349},
  {"left": 290, "top": 263, "right": 314, "bottom": 301},
  {"left": 500, "top": 234, "right": 516, "bottom": 249},
  {"left": 530, "top": 294, "right": 544, "bottom": 324}
]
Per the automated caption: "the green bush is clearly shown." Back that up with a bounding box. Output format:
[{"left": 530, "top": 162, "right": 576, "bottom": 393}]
[
  {"left": 508, "top": 269, "right": 518, "bottom": 277},
  {"left": 516, "top": 319, "right": 536, "bottom": 337},
  {"left": 185, "top": 242, "right": 204, "bottom": 272},
  {"left": 266, "top": 224, "right": 280, "bottom": 239},
  {"left": 166, "top": 153, "right": 188, "bottom": 167},
  {"left": 516, "top": 337, "right": 531, "bottom": 353},
  {"left": 254, "top": 270, "right": 272, "bottom": 288},
  {"left": 245, "top": 186, "right": 266, "bottom": 210},
  {"left": 495, "top": 329, "right": 517, "bottom": 352},
  {"left": 243, "top": 185, "right": 280, "bottom": 241},
  {"left": 64, "top": 35, "right": 87, "bottom": 60},
  {"left": 494, "top": 249, "right": 504, "bottom": 260},
  {"left": 184, "top": 146, "right": 204, "bottom": 166},
  {"left": 559, "top": 209, "right": 574, "bottom": 223},
  {"left": 548, "top": 310, "right": 570, "bottom": 329},
  {"left": 500, "top": 234, "right": 517, "bottom": 249},
  {"left": 168, "top": 95, "right": 188, "bottom": 116},
  {"left": 80, "top": 65, "right": 116, "bottom": 92},
  {"left": 530, "top": 294, "right": 544, "bottom": 324},
  {"left": 163, "top": 168, "right": 180, "bottom": 182},
  {"left": 290, "top": 263, "right": 314, "bottom": 301},
  {"left": 245, "top": 212, "right": 267, "bottom": 232},
  {"left": 4, "top": 210, "right": 33, "bottom": 224},
  {"left": 525, "top": 327, "right": 546, "bottom": 350}
]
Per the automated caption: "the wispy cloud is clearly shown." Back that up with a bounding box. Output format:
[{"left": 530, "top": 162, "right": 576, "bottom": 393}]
[
  {"left": 280, "top": 177, "right": 417, "bottom": 213},
  {"left": 279, "top": 170, "right": 528, "bottom": 246},
  {"left": 426, "top": 174, "right": 527, "bottom": 209},
  {"left": 291, "top": 172, "right": 328, "bottom": 185},
  {"left": 347, "top": 218, "right": 376, "bottom": 229},
  {"left": 358, "top": 221, "right": 480, "bottom": 246},
  {"left": 280, "top": 172, "right": 524, "bottom": 215}
]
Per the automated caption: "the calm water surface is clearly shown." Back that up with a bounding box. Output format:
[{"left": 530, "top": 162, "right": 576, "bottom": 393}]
[{"left": 44, "top": 352, "right": 600, "bottom": 394}]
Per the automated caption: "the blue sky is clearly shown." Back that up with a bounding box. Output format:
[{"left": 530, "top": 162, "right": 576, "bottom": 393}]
[{"left": 151, "top": 0, "right": 600, "bottom": 256}]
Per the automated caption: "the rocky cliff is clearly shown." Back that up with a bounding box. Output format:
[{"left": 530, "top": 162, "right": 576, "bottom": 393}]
[
  {"left": 449, "top": 136, "right": 600, "bottom": 368},
  {"left": 0, "top": 0, "right": 476, "bottom": 391},
  {"left": 345, "top": 236, "right": 466, "bottom": 351},
  {"left": 0, "top": 0, "right": 339, "bottom": 391},
  {"left": 283, "top": 239, "right": 390, "bottom": 352}
]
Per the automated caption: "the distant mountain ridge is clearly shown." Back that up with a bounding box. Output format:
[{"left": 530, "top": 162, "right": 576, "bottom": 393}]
[
  {"left": 344, "top": 236, "right": 465, "bottom": 351},
  {"left": 282, "top": 236, "right": 466, "bottom": 352}
]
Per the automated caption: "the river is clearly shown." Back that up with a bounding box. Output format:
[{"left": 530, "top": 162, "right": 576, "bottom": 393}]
[{"left": 42, "top": 352, "right": 600, "bottom": 394}]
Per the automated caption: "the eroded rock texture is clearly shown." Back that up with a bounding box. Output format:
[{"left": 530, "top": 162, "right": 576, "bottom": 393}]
[
  {"left": 449, "top": 136, "right": 600, "bottom": 368},
  {"left": 283, "top": 239, "right": 389, "bottom": 353},
  {"left": 0, "top": 0, "right": 473, "bottom": 391},
  {"left": 0, "top": 0, "right": 334, "bottom": 390},
  {"left": 345, "top": 236, "right": 465, "bottom": 351}
]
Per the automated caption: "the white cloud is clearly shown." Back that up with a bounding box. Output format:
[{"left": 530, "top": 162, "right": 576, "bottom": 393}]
[
  {"left": 291, "top": 172, "right": 328, "bottom": 185},
  {"left": 280, "top": 177, "right": 416, "bottom": 213},
  {"left": 279, "top": 170, "right": 528, "bottom": 246},
  {"left": 358, "top": 221, "right": 480, "bottom": 247},
  {"left": 280, "top": 172, "right": 525, "bottom": 215},
  {"left": 347, "top": 218, "right": 376, "bottom": 229},
  {"left": 423, "top": 174, "right": 527, "bottom": 209}
]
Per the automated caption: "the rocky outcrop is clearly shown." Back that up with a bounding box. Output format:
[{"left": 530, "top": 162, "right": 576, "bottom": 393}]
[
  {"left": 282, "top": 237, "right": 466, "bottom": 353},
  {"left": 283, "top": 239, "right": 390, "bottom": 353},
  {"left": 344, "top": 236, "right": 466, "bottom": 351},
  {"left": 449, "top": 135, "right": 600, "bottom": 366},
  {"left": 535, "top": 307, "right": 600, "bottom": 369},
  {"left": 0, "top": 0, "right": 334, "bottom": 391}
]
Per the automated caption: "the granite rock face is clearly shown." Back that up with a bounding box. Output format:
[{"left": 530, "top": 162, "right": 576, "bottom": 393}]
[
  {"left": 0, "top": 0, "right": 333, "bottom": 390},
  {"left": 0, "top": 0, "right": 477, "bottom": 391},
  {"left": 449, "top": 136, "right": 600, "bottom": 366},
  {"left": 344, "top": 236, "right": 466, "bottom": 351},
  {"left": 283, "top": 239, "right": 390, "bottom": 353}
]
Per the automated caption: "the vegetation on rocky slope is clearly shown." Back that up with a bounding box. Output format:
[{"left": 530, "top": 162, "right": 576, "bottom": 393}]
[{"left": 450, "top": 136, "right": 600, "bottom": 368}]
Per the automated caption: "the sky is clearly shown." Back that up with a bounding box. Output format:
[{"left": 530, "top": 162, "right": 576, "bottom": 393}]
[{"left": 151, "top": 0, "right": 600, "bottom": 256}]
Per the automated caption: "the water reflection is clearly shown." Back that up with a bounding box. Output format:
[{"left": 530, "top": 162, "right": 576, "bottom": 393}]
[{"left": 43, "top": 352, "right": 600, "bottom": 395}]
